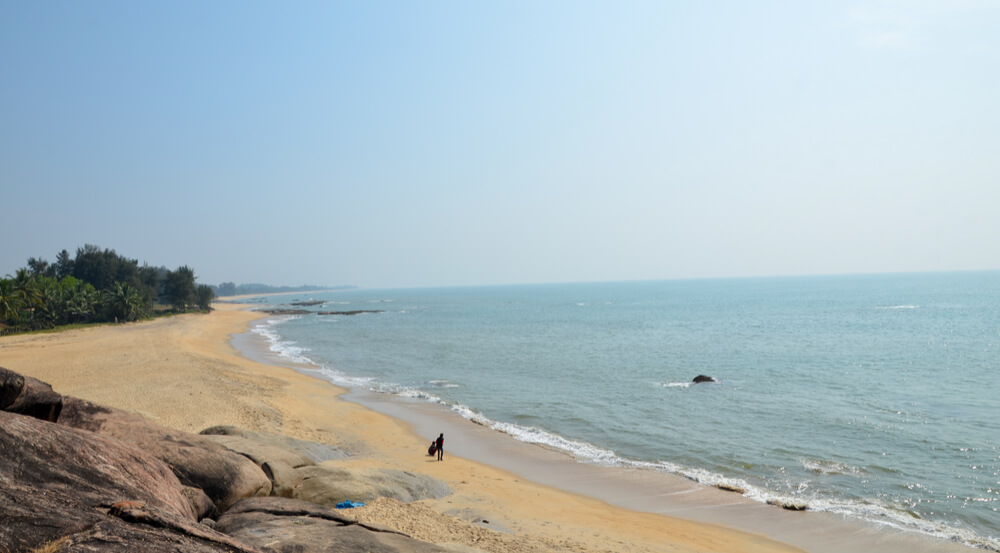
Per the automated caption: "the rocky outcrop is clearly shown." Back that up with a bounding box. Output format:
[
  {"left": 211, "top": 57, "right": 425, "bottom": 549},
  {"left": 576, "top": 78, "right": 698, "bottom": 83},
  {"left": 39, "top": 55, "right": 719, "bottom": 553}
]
[
  {"left": 200, "top": 425, "right": 348, "bottom": 465},
  {"left": 0, "top": 366, "right": 456, "bottom": 552},
  {"left": 198, "top": 425, "right": 450, "bottom": 508},
  {"left": 58, "top": 396, "right": 273, "bottom": 512},
  {"left": 256, "top": 308, "right": 313, "bottom": 315},
  {"left": 0, "top": 410, "right": 245, "bottom": 552},
  {"left": 294, "top": 465, "right": 453, "bottom": 507},
  {"left": 0, "top": 366, "right": 63, "bottom": 421},
  {"left": 692, "top": 374, "right": 718, "bottom": 383},
  {"left": 216, "top": 497, "right": 450, "bottom": 553}
]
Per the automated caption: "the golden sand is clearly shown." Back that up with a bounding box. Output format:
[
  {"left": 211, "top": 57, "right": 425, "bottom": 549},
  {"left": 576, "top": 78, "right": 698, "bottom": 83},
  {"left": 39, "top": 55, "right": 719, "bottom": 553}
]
[{"left": 0, "top": 303, "right": 804, "bottom": 553}]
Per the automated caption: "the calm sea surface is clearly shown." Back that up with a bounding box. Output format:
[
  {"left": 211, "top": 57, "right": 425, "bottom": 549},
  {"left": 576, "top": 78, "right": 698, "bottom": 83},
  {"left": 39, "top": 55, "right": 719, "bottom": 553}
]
[{"left": 247, "top": 272, "right": 999, "bottom": 550}]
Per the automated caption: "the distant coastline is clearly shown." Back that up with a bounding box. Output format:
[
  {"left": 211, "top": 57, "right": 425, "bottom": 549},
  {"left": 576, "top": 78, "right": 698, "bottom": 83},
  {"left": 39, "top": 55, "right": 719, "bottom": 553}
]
[{"left": 212, "top": 283, "right": 355, "bottom": 297}]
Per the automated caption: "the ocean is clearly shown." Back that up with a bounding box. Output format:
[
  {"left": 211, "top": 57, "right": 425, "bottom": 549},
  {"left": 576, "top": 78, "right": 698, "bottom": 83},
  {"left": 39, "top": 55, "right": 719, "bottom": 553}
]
[{"left": 244, "top": 272, "right": 999, "bottom": 550}]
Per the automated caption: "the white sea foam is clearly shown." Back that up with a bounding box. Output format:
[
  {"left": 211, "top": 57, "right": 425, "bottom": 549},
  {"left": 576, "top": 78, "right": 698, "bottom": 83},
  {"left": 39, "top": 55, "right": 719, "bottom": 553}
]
[
  {"left": 879, "top": 305, "right": 920, "bottom": 310},
  {"left": 801, "top": 459, "right": 866, "bottom": 477},
  {"left": 658, "top": 381, "right": 694, "bottom": 388},
  {"left": 659, "top": 463, "right": 1000, "bottom": 551},
  {"left": 250, "top": 316, "right": 317, "bottom": 366},
  {"left": 490, "top": 421, "right": 619, "bottom": 464},
  {"left": 314, "top": 366, "right": 377, "bottom": 389},
  {"left": 396, "top": 389, "right": 444, "bottom": 402}
]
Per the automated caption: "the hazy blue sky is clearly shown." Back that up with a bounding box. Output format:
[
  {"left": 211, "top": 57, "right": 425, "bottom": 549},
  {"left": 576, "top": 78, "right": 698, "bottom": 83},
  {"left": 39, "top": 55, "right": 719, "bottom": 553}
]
[{"left": 3, "top": 1, "right": 998, "bottom": 289}]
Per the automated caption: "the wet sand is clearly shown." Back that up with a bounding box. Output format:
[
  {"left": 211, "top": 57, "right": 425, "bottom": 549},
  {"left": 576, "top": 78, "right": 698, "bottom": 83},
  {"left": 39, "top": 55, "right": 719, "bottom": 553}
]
[{"left": 0, "top": 302, "right": 970, "bottom": 553}]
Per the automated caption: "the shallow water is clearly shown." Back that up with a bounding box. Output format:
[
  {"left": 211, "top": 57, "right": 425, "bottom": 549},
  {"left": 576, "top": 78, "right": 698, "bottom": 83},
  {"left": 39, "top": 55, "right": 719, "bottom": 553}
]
[{"left": 247, "top": 272, "right": 1000, "bottom": 550}]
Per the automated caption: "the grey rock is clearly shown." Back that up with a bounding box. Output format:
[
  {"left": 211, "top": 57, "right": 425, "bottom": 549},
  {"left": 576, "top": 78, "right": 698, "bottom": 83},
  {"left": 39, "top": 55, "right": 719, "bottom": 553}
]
[
  {"left": 0, "top": 365, "right": 63, "bottom": 421},
  {"left": 294, "top": 465, "right": 452, "bottom": 507},
  {"left": 0, "top": 410, "right": 249, "bottom": 552},
  {"left": 58, "top": 396, "right": 272, "bottom": 512},
  {"left": 200, "top": 425, "right": 348, "bottom": 464},
  {"left": 217, "top": 497, "right": 448, "bottom": 553},
  {"left": 263, "top": 460, "right": 304, "bottom": 498}
]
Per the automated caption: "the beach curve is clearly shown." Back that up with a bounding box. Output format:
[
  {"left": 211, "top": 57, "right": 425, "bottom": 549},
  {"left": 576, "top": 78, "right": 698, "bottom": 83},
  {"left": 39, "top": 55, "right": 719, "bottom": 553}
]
[{"left": 0, "top": 301, "right": 964, "bottom": 553}]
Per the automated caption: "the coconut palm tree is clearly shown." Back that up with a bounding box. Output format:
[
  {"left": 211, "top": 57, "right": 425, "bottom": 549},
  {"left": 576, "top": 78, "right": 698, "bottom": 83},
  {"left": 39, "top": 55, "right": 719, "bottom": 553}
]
[
  {"left": 60, "top": 277, "right": 98, "bottom": 324},
  {"left": 0, "top": 278, "right": 23, "bottom": 328},
  {"left": 30, "top": 276, "right": 61, "bottom": 329},
  {"left": 12, "top": 268, "right": 41, "bottom": 310},
  {"left": 102, "top": 281, "right": 148, "bottom": 322}
]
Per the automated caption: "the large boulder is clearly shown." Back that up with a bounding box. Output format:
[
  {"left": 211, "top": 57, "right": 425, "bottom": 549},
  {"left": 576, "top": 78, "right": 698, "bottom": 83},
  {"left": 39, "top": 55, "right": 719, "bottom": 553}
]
[
  {"left": 58, "top": 396, "right": 272, "bottom": 511},
  {"left": 0, "top": 365, "right": 63, "bottom": 421},
  {"left": 262, "top": 459, "right": 304, "bottom": 498},
  {"left": 198, "top": 426, "right": 351, "bottom": 500},
  {"left": 200, "top": 425, "right": 348, "bottom": 464},
  {"left": 294, "top": 465, "right": 452, "bottom": 507},
  {"left": 0, "top": 410, "right": 251, "bottom": 552},
  {"left": 216, "top": 497, "right": 449, "bottom": 553}
]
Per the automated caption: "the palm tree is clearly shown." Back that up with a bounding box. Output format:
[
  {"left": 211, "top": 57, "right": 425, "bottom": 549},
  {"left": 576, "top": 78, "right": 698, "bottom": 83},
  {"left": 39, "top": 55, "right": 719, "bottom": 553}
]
[
  {"left": 60, "top": 277, "right": 98, "bottom": 324},
  {"left": 0, "top": 278, "right": 23, "bottom": 328},
  {"left": 12, "top": 268, "right": 41, "bottom": 310},
  {"left": 102, "top": 282, "right": 148, "bottom": 322},
  {"left": 31, "top": 276, "right": 61, "bottom": 329},
  {"left": 6, "top": 269, "right": 43, "bottom": 329}
]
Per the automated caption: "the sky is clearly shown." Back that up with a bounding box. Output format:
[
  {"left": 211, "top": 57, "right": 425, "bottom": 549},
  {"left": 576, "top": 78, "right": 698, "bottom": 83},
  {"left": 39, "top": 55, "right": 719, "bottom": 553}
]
[{"left": 2, "top": 1, "right": 998, "bottom": 289}]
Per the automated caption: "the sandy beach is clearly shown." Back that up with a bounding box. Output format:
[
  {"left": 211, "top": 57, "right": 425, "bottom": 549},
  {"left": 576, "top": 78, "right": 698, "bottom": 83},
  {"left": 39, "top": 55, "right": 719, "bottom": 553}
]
[{"left": 0, "top": 302, "right": 973, "bottom": 553}]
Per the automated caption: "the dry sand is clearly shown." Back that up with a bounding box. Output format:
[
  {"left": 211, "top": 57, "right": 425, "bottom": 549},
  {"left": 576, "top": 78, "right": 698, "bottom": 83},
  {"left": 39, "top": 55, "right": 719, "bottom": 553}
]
[{"left": 0, "top": 302, "right": 809, "bottom": 553}]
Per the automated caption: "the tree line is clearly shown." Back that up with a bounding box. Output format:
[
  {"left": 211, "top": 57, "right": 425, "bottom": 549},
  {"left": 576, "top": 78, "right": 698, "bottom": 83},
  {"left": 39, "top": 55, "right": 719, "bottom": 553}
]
[{"left": 1, "top": 245, "right": 214, "bottom": 335}]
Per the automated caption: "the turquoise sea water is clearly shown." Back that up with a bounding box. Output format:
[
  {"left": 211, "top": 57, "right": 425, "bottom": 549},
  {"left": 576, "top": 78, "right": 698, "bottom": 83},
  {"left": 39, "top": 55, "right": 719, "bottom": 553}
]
[{"left": 247, "top": 272, "right": 1000, "bottom": 550}]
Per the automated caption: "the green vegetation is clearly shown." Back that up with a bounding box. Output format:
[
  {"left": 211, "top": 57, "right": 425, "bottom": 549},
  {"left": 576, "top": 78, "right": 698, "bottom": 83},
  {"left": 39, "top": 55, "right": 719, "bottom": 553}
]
[{"left": 1, "top": 245, "right": 214, "bottom": 335}]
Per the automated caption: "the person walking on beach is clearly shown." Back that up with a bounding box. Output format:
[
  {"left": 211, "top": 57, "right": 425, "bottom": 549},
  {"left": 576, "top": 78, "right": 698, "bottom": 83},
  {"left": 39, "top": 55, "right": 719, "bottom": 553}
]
[{"left": 436, "top": 433, "right": 444, "bottom": 461}]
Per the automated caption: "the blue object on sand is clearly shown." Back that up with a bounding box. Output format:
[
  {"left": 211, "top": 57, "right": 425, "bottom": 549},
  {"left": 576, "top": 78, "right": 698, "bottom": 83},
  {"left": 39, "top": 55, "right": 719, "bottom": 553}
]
[{"left": 335, "top": 500, "right": 366, "bottom": 509}]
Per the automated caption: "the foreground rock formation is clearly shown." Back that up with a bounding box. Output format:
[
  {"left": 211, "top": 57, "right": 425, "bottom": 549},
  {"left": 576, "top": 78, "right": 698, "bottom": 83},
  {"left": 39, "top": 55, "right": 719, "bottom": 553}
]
[{"left": 0, "top": 366, "right": 457, "bottom": 553}]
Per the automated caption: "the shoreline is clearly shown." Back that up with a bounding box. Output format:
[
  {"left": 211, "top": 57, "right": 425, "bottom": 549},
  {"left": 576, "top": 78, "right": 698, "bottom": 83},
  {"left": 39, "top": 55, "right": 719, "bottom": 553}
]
[
  {"left": 236, "top": 307, "right": 975, "bottom": 553},
  {"left": 0, "top": 304, "right": 970, "bottom": 553}
]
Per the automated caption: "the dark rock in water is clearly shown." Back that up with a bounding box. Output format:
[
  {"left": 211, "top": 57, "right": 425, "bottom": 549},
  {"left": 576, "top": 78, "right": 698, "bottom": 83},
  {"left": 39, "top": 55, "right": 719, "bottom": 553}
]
[
  {"left": 58, "top": 396, "right": 273, "bottom": 512},
  {"left": 0, "top": 366, "right": 63, "bottom": 421},
  {"left": 767, "top": 498, "right": 809, "bottom": 511},
  {"left": 289, "top": 300, "right": 326, "bottom": 306},
  {"left": 715, "top": 482, "right": 746, "bottom": 494},
  {"left": 692, "top": 375, "right": 718, "bottom": 383},
  {"left": 317, "top": 310, "right": 385, "bottom": 316},
  {"left": 257, "top": 308, "right": 313, "bottom": 315},
  {"left": 217, "top": 497, "right": 449, "bottom": 553}
]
